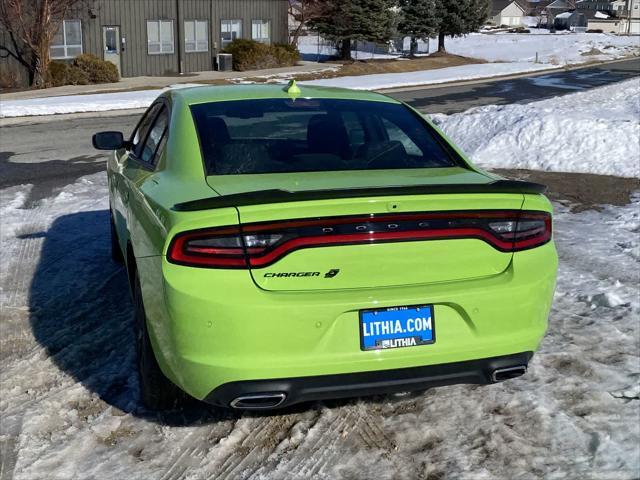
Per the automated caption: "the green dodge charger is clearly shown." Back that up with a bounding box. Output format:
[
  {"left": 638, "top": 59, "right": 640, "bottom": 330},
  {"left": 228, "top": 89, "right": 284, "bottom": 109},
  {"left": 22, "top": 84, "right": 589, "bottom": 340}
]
[{"left": 93, "top": 82, "right": 558, "bottom": 410}]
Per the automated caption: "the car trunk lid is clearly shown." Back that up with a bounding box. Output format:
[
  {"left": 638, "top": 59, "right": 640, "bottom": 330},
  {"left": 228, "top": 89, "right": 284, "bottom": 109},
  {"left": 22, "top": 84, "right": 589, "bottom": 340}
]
[{"left": 200, "top": 169, "right": 528, "bottom": 292}]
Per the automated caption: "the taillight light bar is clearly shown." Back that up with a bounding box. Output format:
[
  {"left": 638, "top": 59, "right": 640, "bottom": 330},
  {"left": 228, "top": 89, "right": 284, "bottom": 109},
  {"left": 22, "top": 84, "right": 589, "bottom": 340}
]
[{"left": 166, "top": 210, "right": 552, "bottom": 269}]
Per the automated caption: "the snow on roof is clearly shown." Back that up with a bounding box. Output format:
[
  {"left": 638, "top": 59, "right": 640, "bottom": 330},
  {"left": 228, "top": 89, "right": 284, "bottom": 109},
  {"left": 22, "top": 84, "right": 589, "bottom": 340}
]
[
  {"left": 594, "top": 10, "right": 610, "bottom": 18},
  {"left": 555, "top": 11, "right": 574, "bottom": 18}
]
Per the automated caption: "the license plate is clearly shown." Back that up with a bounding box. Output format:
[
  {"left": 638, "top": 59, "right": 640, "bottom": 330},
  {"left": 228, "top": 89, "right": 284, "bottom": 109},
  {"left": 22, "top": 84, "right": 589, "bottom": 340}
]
[{"left": 359, "top": 304, "right": 435, "bottom": 351}]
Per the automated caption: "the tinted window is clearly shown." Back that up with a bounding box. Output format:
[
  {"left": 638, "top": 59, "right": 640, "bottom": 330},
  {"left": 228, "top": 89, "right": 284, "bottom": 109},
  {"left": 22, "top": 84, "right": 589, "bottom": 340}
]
[
  {"left": 140, "top": 107, "right": 168, "bottom": 164},
  {"left": 132, "top": 103, "right": 163, "bottom": 156},
  {"left": 191, "top": 99, "right": 457, "bottom": 175}
]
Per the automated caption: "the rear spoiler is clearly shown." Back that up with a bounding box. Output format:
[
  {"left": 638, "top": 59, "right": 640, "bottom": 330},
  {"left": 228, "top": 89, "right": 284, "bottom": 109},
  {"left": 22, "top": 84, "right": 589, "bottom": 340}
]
[{"left": 172, "top": 179, "right": 547, "bottom": 212}]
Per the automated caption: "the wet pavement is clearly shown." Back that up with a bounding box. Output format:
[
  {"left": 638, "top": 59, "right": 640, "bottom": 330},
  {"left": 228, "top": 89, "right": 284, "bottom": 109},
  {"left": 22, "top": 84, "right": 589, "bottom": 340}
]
[{"left": 388, "top": 57, "right": 640, "bottom": 114}]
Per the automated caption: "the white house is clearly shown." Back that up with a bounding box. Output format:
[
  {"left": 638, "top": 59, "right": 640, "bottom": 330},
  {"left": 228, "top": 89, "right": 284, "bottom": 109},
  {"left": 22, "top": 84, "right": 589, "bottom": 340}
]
[
  {"left": 490, "top": 0, "right": 529, "bottom": 26},
  {"left": 589, "top": 0, "right": 640, "bottom": 32},
  {"left": 626, "top": 0, "right": 640, "bottom": 33}
]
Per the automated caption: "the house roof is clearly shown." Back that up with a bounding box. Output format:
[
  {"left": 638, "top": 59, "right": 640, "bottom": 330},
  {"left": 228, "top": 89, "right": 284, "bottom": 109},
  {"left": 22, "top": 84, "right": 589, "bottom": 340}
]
[
  {"left": 490, "top": 0, "right": 528, "bottom": 16},
  {"left": 546, "top": 0, "right": 574, "bottom": 10},
  {"left": 527, "top": 0, "right": 556, "bottom": 13}
]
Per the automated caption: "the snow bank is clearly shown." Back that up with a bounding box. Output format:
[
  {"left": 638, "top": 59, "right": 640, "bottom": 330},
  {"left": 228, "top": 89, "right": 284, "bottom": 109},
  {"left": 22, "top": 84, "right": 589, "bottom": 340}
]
[
  {"left": 431, "top": 78, "right": 640, "bottom": 178},
  {"left": 302, "top": 62, "right": 554, "bottom": 90},
  {"left": 0, "top": 83, "right": 207, "bottom": 118},
  {"left": 0, "top": 89, "right": 162, "bottom": 118}
]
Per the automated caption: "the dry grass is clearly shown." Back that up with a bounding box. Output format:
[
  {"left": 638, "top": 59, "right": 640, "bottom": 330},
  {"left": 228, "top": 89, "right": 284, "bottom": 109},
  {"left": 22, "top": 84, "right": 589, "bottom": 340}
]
[
  {"left": 3, "top": 53, "right": 485, "bottom": 95},
  {"left": 233, "top": 54, "right": 485, "bottom": 84},
  {"left": 581, "top": 47, "right": 605, "bottom": 56}
]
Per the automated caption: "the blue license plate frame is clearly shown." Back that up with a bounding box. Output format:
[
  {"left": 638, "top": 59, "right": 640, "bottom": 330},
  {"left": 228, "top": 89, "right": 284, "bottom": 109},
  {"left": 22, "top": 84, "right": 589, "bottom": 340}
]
[{"left": 359, "top": 304, "right": 435, "bottom": 351}]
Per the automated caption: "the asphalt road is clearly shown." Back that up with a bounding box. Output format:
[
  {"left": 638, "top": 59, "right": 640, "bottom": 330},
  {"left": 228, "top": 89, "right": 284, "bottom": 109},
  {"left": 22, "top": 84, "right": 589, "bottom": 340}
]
[
  {"left": 387, "top": 57, "right": 640, "bottom": 114},
  {"left": 1, "top": 57, "right": 638, "bottom": 200}
]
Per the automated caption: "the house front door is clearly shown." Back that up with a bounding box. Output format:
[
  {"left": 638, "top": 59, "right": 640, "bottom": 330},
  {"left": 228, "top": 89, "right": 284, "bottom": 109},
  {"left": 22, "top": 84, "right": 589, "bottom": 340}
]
[{"left": 103, "top": 26, "right": 121, "bottom": 75}]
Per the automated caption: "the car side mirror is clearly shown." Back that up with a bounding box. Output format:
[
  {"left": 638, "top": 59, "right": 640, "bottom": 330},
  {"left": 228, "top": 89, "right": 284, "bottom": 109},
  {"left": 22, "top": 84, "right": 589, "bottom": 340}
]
[{"left": 92, "top": 131, "right": 126, "bottom": 150}]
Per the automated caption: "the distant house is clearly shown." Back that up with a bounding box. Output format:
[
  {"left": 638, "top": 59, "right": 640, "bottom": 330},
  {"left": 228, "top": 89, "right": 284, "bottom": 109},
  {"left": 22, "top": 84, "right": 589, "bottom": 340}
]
[
  {"left": 544, "top": 0, "right": 575, "bottom": 24},
  {"left": 588, "top": 0, "right": 640, "bottom": 32},
  {"left": 575, "top": 0, "right": 615, "bottom": 14},
  {"left": 490, "top": 0, "right": 529, "bottom": 26},
  {"left": 526, "top": 0, "right": 555, "bottom": 27},
  {"left": 554, "top": 10, "right": 588, "bottom": 29},
  {"left": 587, "top": 15, "right": 626, "bottom": 30}
]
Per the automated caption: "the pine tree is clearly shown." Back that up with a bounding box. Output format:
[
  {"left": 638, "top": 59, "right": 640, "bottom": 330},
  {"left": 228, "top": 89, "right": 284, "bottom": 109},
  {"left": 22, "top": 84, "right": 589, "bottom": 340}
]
[
  {"left": 435, "top": 0, "right": 490, "bottom": 53},
  {"left": 398, "top": 0, "right": 439, "bottom": 57},
  {"left": 309, "top": 0, "right": 395, "bottom": 60}
]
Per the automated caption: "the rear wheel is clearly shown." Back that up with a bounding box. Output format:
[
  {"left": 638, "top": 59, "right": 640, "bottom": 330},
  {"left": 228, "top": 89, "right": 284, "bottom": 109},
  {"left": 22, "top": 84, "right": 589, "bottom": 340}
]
[
  {"left": 110, "top": 210, "right": 124, "bottom": 264},
  {"left": 134, "top": 273, "right": 186, "bottom": 410}
]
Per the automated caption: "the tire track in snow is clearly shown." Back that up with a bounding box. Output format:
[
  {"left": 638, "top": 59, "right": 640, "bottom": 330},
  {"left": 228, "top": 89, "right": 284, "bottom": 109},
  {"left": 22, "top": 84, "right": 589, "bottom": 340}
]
[
  {"left": 354, "top": 405, "right": 397, "bottom": 452},
  {"left": 207, "top": 415, "right": 298, "bottom": 480},
  {"left": 285, "top": 407, "right": 359, "bottom": 479},
  {"left": 158, "top": 418, "right": 238, "bottom": 480},
  {"left": 0, "top": 196, "right": 47, "bottom": 480},
  {"left": 3, "top": 204, "right": 45, "bottom": 309}
]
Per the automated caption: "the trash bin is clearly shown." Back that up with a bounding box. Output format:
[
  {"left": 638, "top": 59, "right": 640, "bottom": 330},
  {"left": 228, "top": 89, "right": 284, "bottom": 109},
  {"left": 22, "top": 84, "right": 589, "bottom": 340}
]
[{"left": 217, "top": 54, "right": 233, "bottom": 72}]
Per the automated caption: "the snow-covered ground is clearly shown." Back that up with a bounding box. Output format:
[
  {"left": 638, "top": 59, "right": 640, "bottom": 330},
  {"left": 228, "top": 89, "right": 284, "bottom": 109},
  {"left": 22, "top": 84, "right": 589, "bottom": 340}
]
[
  {"left": 300, "top": 31, "right": 640, "bottom": 64},
  {"left": 431, "top": 77, "right": 640, "bottom": 178},
  {"left": 426, "top": 32, "right": 640, "bottom": 65},
  {"left": 1, "top": 174, "right": 638, "bottom": 479},
  {"left": 1, "top": 81, "right": 639, "bottom": 480},
  {"left": 302, "top": 61, "right": 554, "bottom": 90},
  {"left": 298, "top": 34, "right": 401, "bottom": 60}
]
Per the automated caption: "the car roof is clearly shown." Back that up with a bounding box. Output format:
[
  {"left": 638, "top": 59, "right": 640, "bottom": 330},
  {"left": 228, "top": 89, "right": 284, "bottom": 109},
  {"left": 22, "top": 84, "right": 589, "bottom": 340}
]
[{"left": 166, "top": 83, "right": 400, "bottom": 106}]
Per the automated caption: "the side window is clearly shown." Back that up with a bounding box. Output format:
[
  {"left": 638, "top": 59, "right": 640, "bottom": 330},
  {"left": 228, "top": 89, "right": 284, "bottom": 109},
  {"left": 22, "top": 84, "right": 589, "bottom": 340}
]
[
  {"left": 341, "top": 112, "right": 365, "bottom": 152},
  {"left": 131, "top": 103, "right": 163, "bottom": 156},
  {"left": 381, "top": 118, "right": 422, "bottom": 156},
  {"left": 140, "top": 107, "right": 169, "bottom": 164}
]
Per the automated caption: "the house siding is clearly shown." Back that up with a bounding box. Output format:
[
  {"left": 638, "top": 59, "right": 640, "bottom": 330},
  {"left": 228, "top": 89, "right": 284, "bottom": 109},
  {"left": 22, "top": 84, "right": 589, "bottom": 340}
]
[
  {"left": 492, "top": 2, "right": 526, "bottom": 26},
  {"left": 0, "top": 0, "right": 288, "bottom": 86},
  {"left": 0, "top": 29, "right": 30, "bottom": 86}
]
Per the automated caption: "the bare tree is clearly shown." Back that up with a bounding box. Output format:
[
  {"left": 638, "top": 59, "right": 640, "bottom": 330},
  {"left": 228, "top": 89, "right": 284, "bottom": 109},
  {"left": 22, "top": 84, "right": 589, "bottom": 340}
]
[
  {"left": 0, "top": 0, "right": 86, "bottom": 87},
  {"left": 288, "top": 0, "right": 326, "bottom": 47}
]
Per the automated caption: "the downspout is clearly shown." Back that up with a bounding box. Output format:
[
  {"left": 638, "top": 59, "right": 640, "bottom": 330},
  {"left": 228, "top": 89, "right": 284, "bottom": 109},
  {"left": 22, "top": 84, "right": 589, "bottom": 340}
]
[{"left": 176, "top": 0, "right": 183, "bottom": 74}]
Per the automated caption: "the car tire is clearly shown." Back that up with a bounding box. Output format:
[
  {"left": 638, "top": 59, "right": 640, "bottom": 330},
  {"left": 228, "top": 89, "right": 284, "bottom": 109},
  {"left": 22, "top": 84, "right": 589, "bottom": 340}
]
[
  {"left": 110, "top": 210, "right": 124, "bottom": 264},
  {"left": 134, "top": 273, "right": 186, "bottom": 411}
]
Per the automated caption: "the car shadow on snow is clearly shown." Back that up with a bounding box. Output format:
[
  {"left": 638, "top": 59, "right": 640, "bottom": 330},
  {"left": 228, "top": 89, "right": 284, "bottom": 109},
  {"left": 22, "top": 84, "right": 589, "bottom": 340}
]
[
  {"left": 26, "top": 209, "right": 226, "bottom": 426},
  {"left": 28, "top": 209, "right": 428, "bottom": 426}
]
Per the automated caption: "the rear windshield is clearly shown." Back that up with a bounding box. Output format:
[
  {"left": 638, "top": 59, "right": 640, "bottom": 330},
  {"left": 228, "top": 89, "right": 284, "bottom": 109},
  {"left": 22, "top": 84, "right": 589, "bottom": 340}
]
[{"left": 190, "top": 98, "right": 458, "bottom": 175}]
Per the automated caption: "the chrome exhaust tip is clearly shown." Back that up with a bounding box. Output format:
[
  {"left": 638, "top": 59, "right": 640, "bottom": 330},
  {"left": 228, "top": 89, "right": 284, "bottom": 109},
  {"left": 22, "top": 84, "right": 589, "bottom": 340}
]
[
  {"left": 491, "top": 365, "right": 527, "bottom": 383},
  {"left": 230, "top": 393, "right": 287, "bottom": 410}
]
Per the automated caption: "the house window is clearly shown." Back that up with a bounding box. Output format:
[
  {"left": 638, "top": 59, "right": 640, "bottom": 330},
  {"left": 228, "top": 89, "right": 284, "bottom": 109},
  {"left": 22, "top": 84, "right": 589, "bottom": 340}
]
[
  {"left": 221, "top": 20, "right": 242, "bottom": 48},
  {"left": 50, "top": 20, "right": 83, "bottom": 59},
  {"left": 184, "top": 20, "right": 208, "bottom": 52},
  {"left": 147, "top": 20, "right": 174, "bottom": 55},
  {"left": 251, "top": 20, "right": 271, "bottom": 44}
]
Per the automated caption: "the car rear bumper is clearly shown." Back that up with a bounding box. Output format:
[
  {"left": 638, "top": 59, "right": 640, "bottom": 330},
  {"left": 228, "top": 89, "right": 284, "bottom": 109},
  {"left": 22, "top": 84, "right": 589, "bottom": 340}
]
[
  {"left": 138, "top": 240, "right": 557, "bottom": 402},
  {"left": 204, "top": 352, "right": 533, "bottom": 409}
]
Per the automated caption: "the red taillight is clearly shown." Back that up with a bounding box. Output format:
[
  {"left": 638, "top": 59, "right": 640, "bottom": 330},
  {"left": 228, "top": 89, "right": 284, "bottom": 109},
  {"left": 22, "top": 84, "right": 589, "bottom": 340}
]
[
  {"left": 166, "top": 210, "right": 552, "bottom": 269},
  {"left": 167, "top": 226, "right": 248, "bottom": 268}
]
